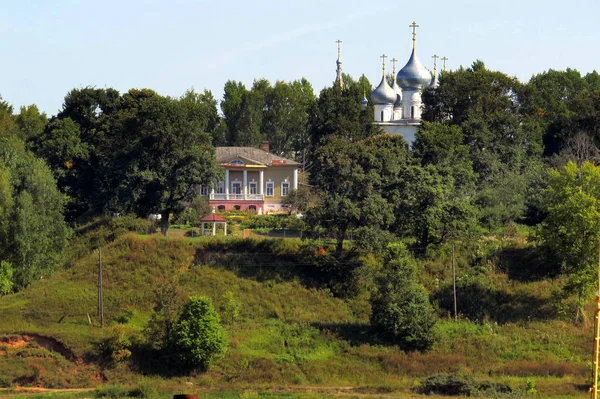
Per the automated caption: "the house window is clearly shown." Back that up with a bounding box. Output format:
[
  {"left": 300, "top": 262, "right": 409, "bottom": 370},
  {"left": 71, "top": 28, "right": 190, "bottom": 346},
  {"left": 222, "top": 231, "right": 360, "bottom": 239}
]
[
  {"left": 233, "top": 205, "right": 241, "bottom": 210},
  {"left": 217, "top": 205, "right": 226, "bottom": 211},
  {"left": 216, "top": 181, "right": 224, "bottom": 194},
  {"left": 248, "top": 205, "right": 257, "bottom": 212},
  {"left": 230, "top": 159, "right": 245, "bottom": 165},
  {"left": 199, "top": 185, "right": 208, "bottom": 196},
  {"left": 249, "top": 181, "right": 257, "bottom": 195},
  {"left": 281, "top": 181, "right": 289, "bottom": 197},
  {"left": 266, "top": 182, "right": 274, "bottom": 197},
  {"left": 232, "top": 182, "right": 241, "bottom": 195}
]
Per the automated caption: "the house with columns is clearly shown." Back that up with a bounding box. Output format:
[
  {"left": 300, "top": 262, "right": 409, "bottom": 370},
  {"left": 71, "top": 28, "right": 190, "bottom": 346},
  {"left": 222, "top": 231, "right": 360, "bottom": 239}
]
[{"left": 199, "top": 143, "right": 300, "bottom": 214}]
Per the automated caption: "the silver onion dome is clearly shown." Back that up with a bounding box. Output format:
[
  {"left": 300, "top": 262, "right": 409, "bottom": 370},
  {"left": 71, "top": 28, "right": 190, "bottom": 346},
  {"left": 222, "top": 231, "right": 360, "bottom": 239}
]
[
  {"left": 391, "top": 79, "right": 402, "bottom": 107},
  {"left": 371, "top": 76, "right": 397, "bottom": 105},
  {"left": 396, "top": 48, "right": 433, "bottom": 90}
]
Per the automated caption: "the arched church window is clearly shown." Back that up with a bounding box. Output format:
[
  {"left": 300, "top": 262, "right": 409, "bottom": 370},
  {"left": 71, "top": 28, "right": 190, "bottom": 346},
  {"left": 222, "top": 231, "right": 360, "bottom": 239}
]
[
  {"left": 411, "top": 106, "right": 415, "bottom": 119},
  {"left": 380, "top": 111, "right": 384, "bottom": 121}
]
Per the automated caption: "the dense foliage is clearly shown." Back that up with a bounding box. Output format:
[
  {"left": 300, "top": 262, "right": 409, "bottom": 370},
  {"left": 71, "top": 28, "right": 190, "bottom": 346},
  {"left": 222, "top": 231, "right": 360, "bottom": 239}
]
[
  {"left": 370, "top": 244, "right": 437, "bottom": 351},
  {"left": 166, "top": 296, "right": 228, "bottom": 370}
]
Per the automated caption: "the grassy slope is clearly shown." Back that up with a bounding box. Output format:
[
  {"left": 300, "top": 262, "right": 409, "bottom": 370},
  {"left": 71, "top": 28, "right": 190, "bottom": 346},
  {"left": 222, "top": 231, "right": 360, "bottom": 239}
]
[{"left": 0, "top": 232, "right": 594, "bottom": 398}]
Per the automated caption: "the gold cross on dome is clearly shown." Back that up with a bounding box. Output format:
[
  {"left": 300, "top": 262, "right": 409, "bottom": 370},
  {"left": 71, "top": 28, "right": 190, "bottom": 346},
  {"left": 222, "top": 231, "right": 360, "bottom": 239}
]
[
  {"left": 432, "top": 54, "right": 439, "bottom": 73},
  {"left": 335, "top": 39, "right": 342, "bottom": 58},
  {"left": 441, "top": 56, "right": 449, "bottom": 71},
  {"left": 409, "top": 21, "right": 419, "bottom": 47},
  {"left": 391, "top": 57, "right": 398, "bottom": 74},
  {"left": 380, "top": 54, "right": 387, "bottom": 75}
]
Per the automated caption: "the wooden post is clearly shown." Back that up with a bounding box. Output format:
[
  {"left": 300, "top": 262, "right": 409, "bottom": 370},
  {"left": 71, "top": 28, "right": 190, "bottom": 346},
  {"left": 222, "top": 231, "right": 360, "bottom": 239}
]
[
  {"left": 452, "top": 244, "right": 457, "bottom": 322},
  {"left": 97, "top": 248, "right": 104, "bottom": 328}
]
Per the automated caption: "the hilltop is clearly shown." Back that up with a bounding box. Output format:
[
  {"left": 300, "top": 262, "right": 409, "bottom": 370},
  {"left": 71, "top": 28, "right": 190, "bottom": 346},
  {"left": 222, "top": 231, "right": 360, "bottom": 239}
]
[{"left": 0, "top": 221, "right": 594, "bottom": 398}]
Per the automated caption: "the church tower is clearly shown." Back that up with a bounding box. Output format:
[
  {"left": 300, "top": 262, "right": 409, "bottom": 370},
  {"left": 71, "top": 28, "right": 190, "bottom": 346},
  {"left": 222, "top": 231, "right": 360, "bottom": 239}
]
[
  {"left": 395, "top": 21, "right": 432, "bottom": 121},
  {"left": 369, "top": 21, "right": 438, "bottom": 143},
  {"left": 334, "top": 40, "right": 344, "bottom": 89},
  {"left": 370, "top": 54, "right": 396, "bottom": 122},
  {"left": 391, "top": 58, "right": 403, "bottom": 120}
]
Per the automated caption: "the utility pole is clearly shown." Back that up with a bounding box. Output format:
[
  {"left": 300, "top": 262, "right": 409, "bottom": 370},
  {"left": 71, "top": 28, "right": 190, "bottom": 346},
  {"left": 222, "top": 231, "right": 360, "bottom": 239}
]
[
  {"left": 97, "top": 248, "right": 104, "bottom": 328},
  {"left": 591, "top": 240, "right": 600, "bottom": 399},
  {"left": 452, "top": 244, "right": 457, "bottom": 322}
]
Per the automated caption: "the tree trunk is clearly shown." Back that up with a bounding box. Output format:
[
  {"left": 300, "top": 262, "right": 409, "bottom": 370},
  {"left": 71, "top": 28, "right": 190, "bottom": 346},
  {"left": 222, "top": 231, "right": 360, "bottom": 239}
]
[
  {"left": 160, "top": 210, "right": 170, "bottom": 236},
  {"left": 335, "top": 229, "right": 345, "bottom": 259}
]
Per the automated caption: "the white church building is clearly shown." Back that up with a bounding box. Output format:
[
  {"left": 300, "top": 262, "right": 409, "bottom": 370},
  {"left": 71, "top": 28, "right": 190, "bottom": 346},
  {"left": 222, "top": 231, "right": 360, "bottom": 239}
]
[{"left": 336, "top": 22, "right": 442, "bottom": 144}]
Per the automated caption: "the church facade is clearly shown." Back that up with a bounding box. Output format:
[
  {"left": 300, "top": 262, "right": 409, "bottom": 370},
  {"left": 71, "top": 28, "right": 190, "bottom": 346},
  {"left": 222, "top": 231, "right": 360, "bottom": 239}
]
[
  {"left": 336, "top": 22, "right": 441, "bottom": 144},
  {"left": 371, "top": 22, "right": 437, "bottom": 143}
]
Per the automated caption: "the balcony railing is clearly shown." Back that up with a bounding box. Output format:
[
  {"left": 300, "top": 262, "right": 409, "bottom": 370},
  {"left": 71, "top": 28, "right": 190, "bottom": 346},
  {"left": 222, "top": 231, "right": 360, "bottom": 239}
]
[{"left": 209, "top": 193, "right": 264, "bottom": 201}]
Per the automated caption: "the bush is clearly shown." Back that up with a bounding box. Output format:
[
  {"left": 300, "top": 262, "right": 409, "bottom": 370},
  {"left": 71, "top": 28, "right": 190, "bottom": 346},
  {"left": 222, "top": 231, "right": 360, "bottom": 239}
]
[
  {"left": 95, "top": 384, "right": 130, "bottom": 399},
  {"left": 172, "top": 196, "right": 212, "bottom": 227},
  {"left": 370, "top": 243, "right": 437, "bottom": 351},
  {"left": 417, "top": 373, "right": 513, "bottom": 396},
  {"left": 166, "top": 296, "right": 228, "bottom": 370},
  {"left": 130, "top": 381, "right": 159, "bottom": 398},
  {"left": 240, "top": 214, "right": 305, "bottom": 230}
]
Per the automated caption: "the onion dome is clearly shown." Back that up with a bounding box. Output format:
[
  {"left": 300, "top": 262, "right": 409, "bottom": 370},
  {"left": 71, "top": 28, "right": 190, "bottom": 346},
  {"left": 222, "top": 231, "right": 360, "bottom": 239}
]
[
  {"left": 391, "top": 79, "right": 402, "bottom": 107},
  {"left": 396, "top": 48, "right": 433, "bottom": 90},
  {"left": 371, "top": 76, "right": 396, "bottom": 105}
]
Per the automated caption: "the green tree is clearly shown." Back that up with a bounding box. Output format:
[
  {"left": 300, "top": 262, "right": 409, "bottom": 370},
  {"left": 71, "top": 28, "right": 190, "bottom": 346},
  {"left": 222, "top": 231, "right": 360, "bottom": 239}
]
[
  {"left": 370, "top": 243, "right": 437, "bottom": 351},
  {"left": 306, "top": 135, "right": 408, "bottom": 257},
  {"left": 0, "top": 261, "right": 13, "bottom": 295},
  {"left": 0, "top": 139, "right": 69, "bottom": 289},
  {"left": 111, "top": 93, "right": 220, "bottom": 234},
  {"left": 15, "top": 105, "right": 47, "bottom": 141},
  {"left": 167, "top": 296, "right": 228, "bottom": 370},
  {"left": 537, "top": 161, "right": 600, "bottom": 323}
]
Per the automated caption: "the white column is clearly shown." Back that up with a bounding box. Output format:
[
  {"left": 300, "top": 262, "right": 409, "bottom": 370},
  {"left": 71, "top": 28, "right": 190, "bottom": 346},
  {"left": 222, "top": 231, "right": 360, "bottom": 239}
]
[
  {"left": 243, "top": 169, "right": 248, "bottom": 200},
  {"left": 212, "top": 223, "right": 216, "bottom": 236},
  {"left": 225, "top": 170, "right": 230, "bottom": 200},
  {"left": 210, "top": 187, "right": 215, "bottom": 200},
  {"left": 293, "top": 169, "right": 299, "bottom": 190},
  {"left": 224, "top": 223, "right": 227, "bottom": 236},
  {"left": 259, "top": 170, "right": 264, "bottom": 196}
]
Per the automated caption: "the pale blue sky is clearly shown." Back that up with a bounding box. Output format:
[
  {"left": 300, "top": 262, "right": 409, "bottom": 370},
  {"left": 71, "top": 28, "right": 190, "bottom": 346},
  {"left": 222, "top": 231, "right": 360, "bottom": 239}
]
[{"left": 2, "top": 0, "right": 599, "bottom": 116}]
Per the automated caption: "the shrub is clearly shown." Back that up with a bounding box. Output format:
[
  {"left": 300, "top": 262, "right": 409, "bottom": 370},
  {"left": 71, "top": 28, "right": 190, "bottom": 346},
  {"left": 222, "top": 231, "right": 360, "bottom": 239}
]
[
  {"left": 371, "top": 243, "right": 437, "bottom": 351},
  {"left": 166, "top": 296, "right": 228, "bottom": 370},
  {"left": 95, "top": 384, "right": 130, "bottom": 399},
  {"left": 130, "top": 381, "right": 159, "bottom": 398},
  {"left": 0, "top": 261, "right": 13, "bottom": 295},
  {"left": 98, "top": 325, "right": 132, "bottom": 363},
  {"left": 221, "top": 291, "right": 242, "bottom": 325},
  {"left": 417, "top": 373, "right": 513, "bottom": 396}
]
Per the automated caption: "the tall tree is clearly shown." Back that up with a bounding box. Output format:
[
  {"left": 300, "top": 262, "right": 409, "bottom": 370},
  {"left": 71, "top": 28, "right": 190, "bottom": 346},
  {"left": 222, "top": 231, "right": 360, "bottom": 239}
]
[
  {"left": 109, "top": 94, "right": 220, "bottom": 234},
  {"left": 537, "top": 161, "right": 600, "bottom": 323},
  {"left": 0, "top": 139, "right": 69, "bottom": 290}
]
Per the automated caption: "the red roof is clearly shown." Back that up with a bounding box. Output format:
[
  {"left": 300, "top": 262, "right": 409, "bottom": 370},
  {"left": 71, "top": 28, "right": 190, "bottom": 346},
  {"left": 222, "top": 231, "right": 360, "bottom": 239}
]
[{"left": 200, "top": 213, "right": 227, "bottom": 222}]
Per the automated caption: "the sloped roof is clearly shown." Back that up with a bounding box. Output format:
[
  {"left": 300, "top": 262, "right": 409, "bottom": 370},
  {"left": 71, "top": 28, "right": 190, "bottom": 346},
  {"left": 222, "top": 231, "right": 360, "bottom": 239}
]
[
  {"left": 216, "top": 147, "right": 300, "bottom": 166},
  {"left": 200, "top": 213, "right": 227, "bottom": 222}
]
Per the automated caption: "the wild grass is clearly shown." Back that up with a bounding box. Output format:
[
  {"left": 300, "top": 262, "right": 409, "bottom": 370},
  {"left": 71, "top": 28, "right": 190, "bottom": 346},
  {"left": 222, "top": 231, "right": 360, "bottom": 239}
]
[{"left": 0, "top": 222, "right": 595, "bottom": 397}]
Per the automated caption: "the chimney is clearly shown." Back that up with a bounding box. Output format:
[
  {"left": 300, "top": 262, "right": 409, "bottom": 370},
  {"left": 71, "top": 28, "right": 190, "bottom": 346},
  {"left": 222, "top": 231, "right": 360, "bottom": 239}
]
[{"left": 260, "top": 141, "right": 269, "bottom": 153}]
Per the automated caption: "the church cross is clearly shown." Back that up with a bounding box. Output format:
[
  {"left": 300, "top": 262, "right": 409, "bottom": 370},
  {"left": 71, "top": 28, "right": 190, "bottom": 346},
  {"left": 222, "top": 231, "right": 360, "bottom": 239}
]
[
  {"left": 380, "top": 54, "right": 387, "bottom": 75},
  {"left": 441, "top": 56, "right": 449, "bottom": 72},
  {"left": 432, "top": 54, "right": 439, "bottom": 74},
  {"left": 335, "top": 39, "right": 342, "bottom": 58},
  {"left": 391, "top": 57, "right": 398, "bottom": 74},
  {"left": 409, "top": 21, "right": 419, "bottom": 48}
]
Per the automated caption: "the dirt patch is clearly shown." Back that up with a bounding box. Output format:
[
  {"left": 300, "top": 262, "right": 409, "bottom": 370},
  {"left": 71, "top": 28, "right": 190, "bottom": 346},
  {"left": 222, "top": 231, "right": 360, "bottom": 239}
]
[
  {"left": 1, "top": 334, "right": 77, "bottom": 361},
  {"left": 27, "top": 334, "right": 76, "bottom": 361},
  {"left": 0, "top": 337, "right": 29, "bottom": 349}
]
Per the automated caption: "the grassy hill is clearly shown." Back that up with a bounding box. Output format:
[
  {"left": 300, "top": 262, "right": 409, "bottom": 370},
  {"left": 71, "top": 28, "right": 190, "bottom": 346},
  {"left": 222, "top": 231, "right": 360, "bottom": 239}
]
[{"left": 0, "top": 224, "right": 594, "bottom": 398}]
